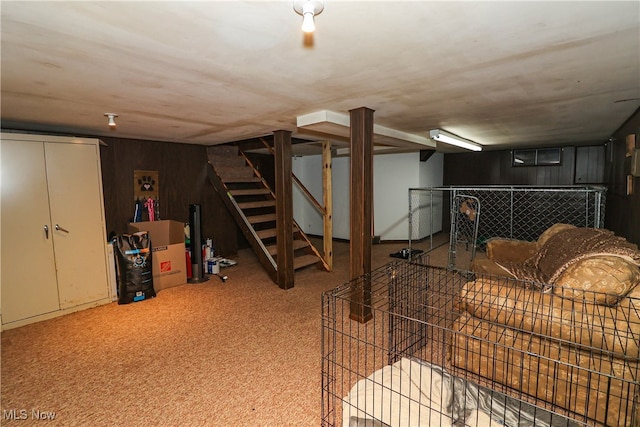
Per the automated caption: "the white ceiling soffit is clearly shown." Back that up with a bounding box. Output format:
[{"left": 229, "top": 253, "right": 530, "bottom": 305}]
[{"left": 296, "top": 110, "right": 436, "bottom": 150}]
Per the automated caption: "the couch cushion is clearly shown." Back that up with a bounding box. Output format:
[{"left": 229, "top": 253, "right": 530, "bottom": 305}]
[
  {"left": 485, "top": 238, "right": 537, "bottom": 263},
  {"left": 554, "top": 255, "right": 640, "bottom": 305},
  {"left": 536, "top": 223, "right": 576, "bottom": 249},
  {"left": 470, "top": 258, "right": 516, "bottom": 278}
]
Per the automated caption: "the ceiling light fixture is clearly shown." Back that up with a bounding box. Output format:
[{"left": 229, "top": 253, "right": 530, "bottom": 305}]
[
  {"left": 104, "top": 113, "right": 118, "bottom": 129},
  {"left": 293, "top": 0, "right": 324, "bottom": 33},
  {"left": 429, "top": 129, "right": 482, "bottom": 151}
]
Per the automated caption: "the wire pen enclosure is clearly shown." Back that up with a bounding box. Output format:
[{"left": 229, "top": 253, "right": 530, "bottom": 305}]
[
  {"left": 321, "top": 258, "right": 639, "bottom": 427},
  {"left": 408, "top": 186, "right": 607, "bottom": 269}
]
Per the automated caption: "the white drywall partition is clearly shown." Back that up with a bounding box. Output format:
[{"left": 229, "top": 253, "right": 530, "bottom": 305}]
[
  {"left": 373, "top": 152, "right": 420, "bottom": 240},
  {"left": 417, "top": 152, "right": 444, "bottom": 239},
  {"left": 292, "top": 151, "right": 444, "bottom": 241}
]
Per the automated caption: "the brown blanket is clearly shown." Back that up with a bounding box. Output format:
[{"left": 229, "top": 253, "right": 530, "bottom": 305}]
[{"left": 500, "top": 228, "right": 640, "bottom": 285}]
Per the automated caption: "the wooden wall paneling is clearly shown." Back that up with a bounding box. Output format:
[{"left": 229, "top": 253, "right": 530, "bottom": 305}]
[
  {"left": 489, "top": 151, "right": 506, "bottom": 183},
  {"left": 498, "top": 152, "right": 510, "bottom": 184},
  {"left": 445, "top": 151, "right": 505, "bottom": 185},
  {"left": 612, "top": 139, "right": 628, "bottom": 195},
  {"left": 561, "top": 147, "right": 576, "bottom": 184},
  {"left": 544, "top": 163, "right": 555, "bottom": 184},
  {"left": 515, "top": 162, "right": 529, "bottom": 185},
  {"left": 604, "top": 108, "right": 640, "bottom": 245},
  {"left": 501, "top": 152, "right": 517, "bottom": 184},
  {"left": 99, "top": 137, "right": 238, "bottom": 256},
  {"left": 575, "top": 145, "right": 606, "bottom": 184},
  {"left": 445, "top": 147, "right": 577, "bottom": 187}
]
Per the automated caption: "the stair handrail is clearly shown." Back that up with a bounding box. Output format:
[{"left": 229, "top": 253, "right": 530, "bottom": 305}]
[{"left": 258, "top": 138, "right": 326, "bottom": 216}]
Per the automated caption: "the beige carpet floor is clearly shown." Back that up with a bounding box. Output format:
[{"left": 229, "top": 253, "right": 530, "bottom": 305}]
[{"left": 1, "top": 238, "right": 453, "bottom": 427}]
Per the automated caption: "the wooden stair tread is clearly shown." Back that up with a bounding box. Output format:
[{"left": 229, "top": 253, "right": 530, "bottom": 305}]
[
  {"left": 247, "top": 213, "right": 276, "bottom": 224},
  {"left": 214, "top": 164, "right": 253, "bottom": 173},
  {"left": 238, "top": 200, "right": 276, "bottom": 209},
  {"left": 266, "top": 240, "right": 310, "bottom": 256},
  {"left": 294, "top": 254, "right": 320, "bottom": 270},
  {"left": 256, "top": 226, "right": 299, "bottom": 240},
  {"left": 256, "top": 228, "right": 277, "bottom": 239},
  {"left": 223, "top": 176, "right": 262, "bottom": 183},
  {"left": 209, "top": 156, "right": 246, "bottom": 168},
  {"left": 230, "top": 188, "right": 271, "bottom": 196}
]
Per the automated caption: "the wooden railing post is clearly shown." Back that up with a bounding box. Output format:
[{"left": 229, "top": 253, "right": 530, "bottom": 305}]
[{"left": 322, "top": 140, "right": 333, "bottom": 271}]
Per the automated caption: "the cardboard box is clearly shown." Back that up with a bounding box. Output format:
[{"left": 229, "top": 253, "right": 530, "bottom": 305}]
[{"left": 128, "top": 220, "right": 187, "bottom": 291}]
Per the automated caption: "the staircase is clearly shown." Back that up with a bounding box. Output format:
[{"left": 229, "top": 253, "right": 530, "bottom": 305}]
[{"left": 206, "top": 145, "right": 328, "bottom": 286}]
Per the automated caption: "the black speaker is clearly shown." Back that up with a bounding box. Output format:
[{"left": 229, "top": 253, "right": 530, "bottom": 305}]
[{"left": 188, "top": 204, "right": 209, "bottom": 283}]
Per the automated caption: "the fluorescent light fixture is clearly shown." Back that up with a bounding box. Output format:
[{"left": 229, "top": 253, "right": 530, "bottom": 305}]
[
  {"left": 293, "top": 0, "right": 324, "bottom": 33},
  {"left": 429, "top": 129, "right": 482, "bottom": 151}
]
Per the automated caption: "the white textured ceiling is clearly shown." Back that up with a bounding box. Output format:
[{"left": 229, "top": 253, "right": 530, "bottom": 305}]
[{"left": 1, "top": 1, "right": 639, "bottom": 153}]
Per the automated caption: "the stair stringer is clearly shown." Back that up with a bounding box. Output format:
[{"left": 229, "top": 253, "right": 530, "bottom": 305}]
[
  {"left": 206, "top": 164, "right": 278, "bottom": 283},
  {"left": 238, "top": 151, "right": 331, "bottom": 273}
]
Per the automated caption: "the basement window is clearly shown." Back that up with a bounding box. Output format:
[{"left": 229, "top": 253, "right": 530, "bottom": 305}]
[{"left": 513, "top": 147, "right": 562, "bottom": 166}]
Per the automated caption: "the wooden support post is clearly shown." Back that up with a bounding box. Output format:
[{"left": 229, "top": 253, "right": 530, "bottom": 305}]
[
  {"left": 322, "top": 140, "right": 333, "bottom": 271},
  {"left": 349, "top": 107, "right": 374, "bottom": 322},
  {"left": 274, "top": 130, "right": 294, "bottom": 289}
]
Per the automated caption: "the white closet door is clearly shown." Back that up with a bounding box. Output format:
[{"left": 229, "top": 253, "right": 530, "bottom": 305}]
[
  {"left": 45, "top": 142, "right": 109, "bottom": 308},
  {"left": 1, "top": 140, "right": 60, "bottom": 323}
]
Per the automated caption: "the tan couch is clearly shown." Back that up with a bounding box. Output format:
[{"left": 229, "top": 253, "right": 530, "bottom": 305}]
[
  {"left": 452, "top": 225, "right": 640, "bottom": 426},
  {"left": 471, "top": 223, "right": 575, "bottom": 276}
]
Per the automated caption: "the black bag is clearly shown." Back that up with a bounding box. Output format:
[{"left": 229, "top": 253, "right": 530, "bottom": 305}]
[{"left": 115, "top": 232, "right": 156, "bottom": 304}]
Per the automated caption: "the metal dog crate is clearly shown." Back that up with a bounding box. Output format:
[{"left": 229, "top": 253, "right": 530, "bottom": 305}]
[
  {"left": 408, "top": 186, "right": 607, "bottom": 269},
  {"left": 321, "top": 258, "right": 639, "bottom": 427}
]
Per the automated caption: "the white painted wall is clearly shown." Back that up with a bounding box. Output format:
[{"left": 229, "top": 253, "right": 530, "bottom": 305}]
[
  {"left": 416, "top": 152, "right": 444, "bottom": 239},
  {"left": 293, "top": 155, "right": 351, "bottom": 239},
  {"left": 373, "top": 152, "right": 420, "bottom": 240},
  {"left": 292, "top": 151, "right": 443, "bottom": 241}
]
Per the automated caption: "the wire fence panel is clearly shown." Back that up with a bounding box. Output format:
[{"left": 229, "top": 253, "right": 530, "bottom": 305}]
[{"left": 408, "top": 186, "right": 606, "bottom": 269}]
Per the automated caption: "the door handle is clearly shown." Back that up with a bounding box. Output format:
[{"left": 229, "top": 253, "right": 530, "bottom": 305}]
[
  {"left": 44, "top": 225, "right": 49, "bottom": 239},
  {"left": 55, "top": 224, "right": 70, "bottom": 234}
]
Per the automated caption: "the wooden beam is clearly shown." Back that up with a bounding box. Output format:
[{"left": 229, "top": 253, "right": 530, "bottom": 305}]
[
  {"left": 349, "top": 107, "right": 374, "bottom": 322},
  {"left": 274, "top": 130, "right": 294, "bottom": 289},
  {"left": 322, "top": 140, "right": 333, "bottom": 271}
]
